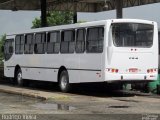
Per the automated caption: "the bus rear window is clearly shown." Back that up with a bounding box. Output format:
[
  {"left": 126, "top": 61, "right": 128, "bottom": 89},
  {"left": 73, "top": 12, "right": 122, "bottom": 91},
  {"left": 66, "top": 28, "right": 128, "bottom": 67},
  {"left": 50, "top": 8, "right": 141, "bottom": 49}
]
[{"left": 112, "top": 23, "right": 153, "bottom": 47}]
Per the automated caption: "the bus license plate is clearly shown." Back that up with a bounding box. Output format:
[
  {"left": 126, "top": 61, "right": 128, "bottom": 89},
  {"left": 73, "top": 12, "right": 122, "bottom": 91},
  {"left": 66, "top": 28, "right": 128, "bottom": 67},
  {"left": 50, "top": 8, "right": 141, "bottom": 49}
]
[{"left": 129, "top": 68, "right": 138, "bottom": 73}]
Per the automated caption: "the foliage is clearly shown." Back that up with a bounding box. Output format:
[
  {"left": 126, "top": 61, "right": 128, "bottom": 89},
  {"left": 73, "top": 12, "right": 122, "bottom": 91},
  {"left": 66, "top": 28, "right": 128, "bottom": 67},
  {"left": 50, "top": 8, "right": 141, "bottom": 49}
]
[
  {"left": 32, "top": 18, "right": 41, "bottom": 28},
  {"left": 0, "top": 34, "right": 5, "bottom": 66},
  {"left": 77, "top": 20, "right": 86, "bottom": 23},
  {"left": 32, "top": 11, "right": 74, "bottom": 28}
]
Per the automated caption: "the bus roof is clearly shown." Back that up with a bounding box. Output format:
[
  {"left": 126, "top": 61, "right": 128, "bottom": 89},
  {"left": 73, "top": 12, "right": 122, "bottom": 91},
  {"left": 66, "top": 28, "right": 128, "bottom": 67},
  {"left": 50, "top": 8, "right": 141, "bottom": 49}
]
[{"left": 6, "top": 19, "right": 155, "bottom": 36}]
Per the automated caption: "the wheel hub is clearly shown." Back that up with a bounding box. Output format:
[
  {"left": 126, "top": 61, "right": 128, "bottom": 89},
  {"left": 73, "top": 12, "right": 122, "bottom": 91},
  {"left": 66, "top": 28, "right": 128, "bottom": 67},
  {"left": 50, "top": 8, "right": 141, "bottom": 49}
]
[
  {"left": 61, "top": 76, "right": 67, "bottom": 89},
  {"left": 17, "top": 72, "right": 22, "bottom": 84}
]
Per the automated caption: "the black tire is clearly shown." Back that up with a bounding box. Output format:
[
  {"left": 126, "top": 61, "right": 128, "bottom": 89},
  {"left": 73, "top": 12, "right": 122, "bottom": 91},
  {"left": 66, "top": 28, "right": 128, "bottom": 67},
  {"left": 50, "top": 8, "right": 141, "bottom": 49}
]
[
  {"left": 15, "top": 69, "right": 24, "bottom": 86},
  {"left": 59, "top": 70, "right": 70, "bottom": 92}
]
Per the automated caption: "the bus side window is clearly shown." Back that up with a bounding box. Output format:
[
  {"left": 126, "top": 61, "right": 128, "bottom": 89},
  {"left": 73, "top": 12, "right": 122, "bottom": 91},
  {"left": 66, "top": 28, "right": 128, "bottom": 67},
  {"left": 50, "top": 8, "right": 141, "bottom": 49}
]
[
  {"left": 35, "top": 33, "right": 46, "bottom": 54},
  {"left": 47, "top": 31, "right": 60, "bottom": 54},
  {"left": 4, "top": 39, "right": 14, "bottom": 61},
  {"left": 76, "top": 29, "right": 85, "bottom": 53},
  {"left": 25, "top": 34, "right": 34, "bottom": 54},
  {"left": 15, "top": 35, "right": 24, "bottom": 54},
  {"left": 86, "top": 27, "right": 104, "bottom": 53},
  {"left": 61, "top": 30, "right": 75, "bottom": 53}
]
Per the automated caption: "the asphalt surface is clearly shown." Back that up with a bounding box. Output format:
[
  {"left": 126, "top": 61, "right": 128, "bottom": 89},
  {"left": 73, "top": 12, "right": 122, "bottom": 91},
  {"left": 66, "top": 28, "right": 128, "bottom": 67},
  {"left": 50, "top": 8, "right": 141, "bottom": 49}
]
[{"left": 0, "top": 78, "right": 160, "bottom": 120}]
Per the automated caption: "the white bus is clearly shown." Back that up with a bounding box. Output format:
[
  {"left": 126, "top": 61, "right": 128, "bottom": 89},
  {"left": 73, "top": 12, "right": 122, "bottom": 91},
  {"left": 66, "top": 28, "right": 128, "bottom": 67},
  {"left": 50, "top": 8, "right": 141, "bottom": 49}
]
[
  {"left": 158, "top": 29, "right": 160, "bottom": 73},
  {"left": 3, "top": 19, "right": 158, "bottom": 92}
]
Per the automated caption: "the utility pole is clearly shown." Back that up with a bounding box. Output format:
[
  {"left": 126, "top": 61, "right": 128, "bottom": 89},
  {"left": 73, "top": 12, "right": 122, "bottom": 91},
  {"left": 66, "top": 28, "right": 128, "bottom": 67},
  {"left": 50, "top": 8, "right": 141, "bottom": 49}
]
[
  {"left": 41, "top": 0, "right": 47, "bottom": 27},
  {"left": 73, "top": 1, "right": 77, "bottom": 23},
  {"left": 116, "top": 0, "right": 123, "bottom": 18}
]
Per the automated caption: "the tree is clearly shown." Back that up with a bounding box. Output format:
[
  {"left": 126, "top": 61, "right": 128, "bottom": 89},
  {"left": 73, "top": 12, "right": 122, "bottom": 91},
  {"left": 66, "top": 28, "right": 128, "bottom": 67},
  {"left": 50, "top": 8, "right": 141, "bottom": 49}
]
[
  {"left": 32, "top": 11, "right": 74, "bottom": 28},
  {"left": 0, "top": 34, "right": 6, "bottom": 65}
]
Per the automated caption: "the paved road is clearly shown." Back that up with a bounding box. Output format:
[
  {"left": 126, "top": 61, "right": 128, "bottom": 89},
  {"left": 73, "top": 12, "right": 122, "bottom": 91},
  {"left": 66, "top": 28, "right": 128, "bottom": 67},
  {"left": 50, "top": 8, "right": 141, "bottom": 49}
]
[
  {"left": 0, "top": 92, "right": 160, "bottom": 120},
  {"left": 0, "top": 79, "right": 160, "bottom": 120}
]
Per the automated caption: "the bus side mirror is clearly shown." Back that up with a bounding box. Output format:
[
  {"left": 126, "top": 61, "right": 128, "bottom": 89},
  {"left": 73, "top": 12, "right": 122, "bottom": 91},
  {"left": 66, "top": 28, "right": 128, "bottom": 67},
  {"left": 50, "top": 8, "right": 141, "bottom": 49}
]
[
  {"left": 9, "top": 46, "right": 13, "bottom": 53},
  {"left": 1, "top": 45, "right": 4, "bottom": 53}
]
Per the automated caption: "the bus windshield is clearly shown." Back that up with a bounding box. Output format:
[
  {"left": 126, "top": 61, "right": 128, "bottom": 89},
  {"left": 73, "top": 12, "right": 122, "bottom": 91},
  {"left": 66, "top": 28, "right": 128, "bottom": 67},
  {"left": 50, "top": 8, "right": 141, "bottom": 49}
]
[{"left": 112, "top": 23, "right": 153, "bottom": 47}]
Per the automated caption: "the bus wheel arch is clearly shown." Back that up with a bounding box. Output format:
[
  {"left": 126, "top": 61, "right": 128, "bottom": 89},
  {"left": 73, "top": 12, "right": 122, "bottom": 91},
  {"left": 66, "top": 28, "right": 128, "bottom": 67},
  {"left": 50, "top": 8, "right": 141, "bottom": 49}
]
[
  {"left": 58, "top": 66, "right": 70, "bottom": 92},
  {"left": 14, "top": 65, "right": 21, "bottom": 79},
  {"left": 14, "top": 65, "right": 23, "bottom": 86}
]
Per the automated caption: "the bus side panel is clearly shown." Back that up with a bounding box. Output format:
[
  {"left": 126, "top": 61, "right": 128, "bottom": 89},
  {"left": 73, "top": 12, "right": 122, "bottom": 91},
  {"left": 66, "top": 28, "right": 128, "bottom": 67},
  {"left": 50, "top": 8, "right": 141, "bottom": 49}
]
[
  {"left": 67, "top": 70, "right": 80, "bottom": 83},
  {"left": 19, "top": 54, "right": 58, "bottom": 82},
  {"left": 78, "top": 53, "right": 104, "bottom": 83},
  {"left": 76, "top": 24, "right": 107, "bottom": 83},
  {"left": 57, "top": 54, "right": 80, "bottom": 83},
  {"left": 4, "top": 65, "right": 15, "bottom": 78},
  {"left": 22, "top": 68, "right": 58, "bottom": 82}
]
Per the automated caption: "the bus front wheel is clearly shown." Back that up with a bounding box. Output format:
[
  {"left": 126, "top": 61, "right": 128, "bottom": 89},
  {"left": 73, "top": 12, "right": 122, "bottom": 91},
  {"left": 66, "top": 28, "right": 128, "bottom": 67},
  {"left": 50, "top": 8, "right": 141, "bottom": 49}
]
[
  {"left": 59, "top": 70, "right": 70, "bottom": 92},
  {"left": 15, "top": 69, "right": 24, "bottom": 86}
]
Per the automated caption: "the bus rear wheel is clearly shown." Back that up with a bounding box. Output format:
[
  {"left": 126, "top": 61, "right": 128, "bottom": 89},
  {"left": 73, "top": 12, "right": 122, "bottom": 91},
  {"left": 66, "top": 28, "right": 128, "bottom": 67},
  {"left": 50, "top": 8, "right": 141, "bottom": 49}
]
[
  {"left": 59, "top": 70, "right": 70, "bottom": 92},
  {"left": 15, "top": 69, "right": 24, "bottom": 86}
]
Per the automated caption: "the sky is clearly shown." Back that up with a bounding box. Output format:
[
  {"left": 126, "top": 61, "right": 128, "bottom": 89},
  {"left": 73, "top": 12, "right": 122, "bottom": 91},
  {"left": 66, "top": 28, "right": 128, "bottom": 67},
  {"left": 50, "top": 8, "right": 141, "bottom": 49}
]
[{"left": 0, "top": 2, "right": 160, "bottom": 36}]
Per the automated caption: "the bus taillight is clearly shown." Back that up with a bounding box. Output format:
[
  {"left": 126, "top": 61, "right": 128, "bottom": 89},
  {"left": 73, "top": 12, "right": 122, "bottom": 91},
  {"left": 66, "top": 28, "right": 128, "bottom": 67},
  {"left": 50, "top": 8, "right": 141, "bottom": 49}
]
[
  {"left": 106, "top": 68, "right": 119, "bottom": 73},
  {"left": 147, "top": 68, "right": 158, "bottom": 73}
]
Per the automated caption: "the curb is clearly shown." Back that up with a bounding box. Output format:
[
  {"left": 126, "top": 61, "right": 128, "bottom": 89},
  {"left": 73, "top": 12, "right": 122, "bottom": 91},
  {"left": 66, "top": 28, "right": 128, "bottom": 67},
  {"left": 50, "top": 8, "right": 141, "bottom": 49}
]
[{"left": 0, "top": 84, "right": 70, "bottom": 101}]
